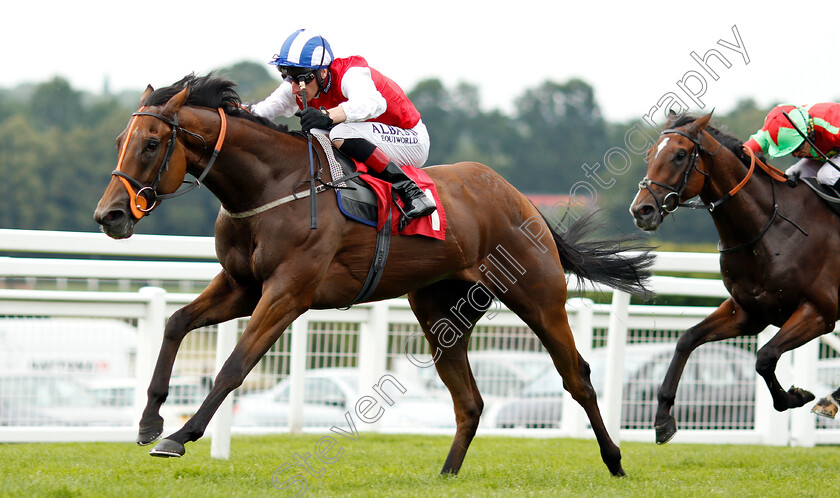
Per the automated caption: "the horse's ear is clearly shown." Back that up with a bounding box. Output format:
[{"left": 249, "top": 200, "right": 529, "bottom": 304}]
[
  {"left": 665, "top": 109, "right": 682, "bottom": 128},
  {"left": 163, "top": 85, "right": 190, "bottom": 115},
  {"left": 695, "top": 111, "right": 714, "bottom": 130},
  {"left": 689, "top": 112, "right": 714, "bottom": 135},
  {"left": 140, "top": 85, "right": 154, "bottom": 106}
]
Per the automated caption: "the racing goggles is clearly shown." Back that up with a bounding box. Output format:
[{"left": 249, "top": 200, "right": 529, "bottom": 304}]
[{"left": 278, "top": 67, "right": 317, "bottom": 84}]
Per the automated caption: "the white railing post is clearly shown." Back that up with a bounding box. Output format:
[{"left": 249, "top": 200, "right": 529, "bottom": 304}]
[
  {"left": 563, "top": 298, "right": 594, "bottom": 437},
  {"left": 819, "top": 330, "right": 840, "bottom": 354},
  {"left": 9, "top": 230, "right": 840, "bottom": 448},
  {"left": 790, "top": 336, "right": 819, "bottom": 447},
  {"left": 754, "top": 327, "right": 790, "bottom": 445},
  {"left": 358, "top": 301, "right": 389, "bottom": 432},
  {"left": 288, "top": 314, "right": 310, "bottom": 434},
  {"left": 603, "top": 290, "right": 630, "bottom": 444},
  {"left": 211, "top": 319, "right": 239, "bottom": 459},
  {"left": 135, "top": 287, "right": 167, "bottom": 427}
]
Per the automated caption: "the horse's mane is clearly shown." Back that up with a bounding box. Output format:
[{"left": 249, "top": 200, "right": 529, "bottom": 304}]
[
  {"left": 143, "top": 73, "right": 288, "bottom": 132},
  {"left": 670, "top": 114, "right": 758, "bottom": 166}
]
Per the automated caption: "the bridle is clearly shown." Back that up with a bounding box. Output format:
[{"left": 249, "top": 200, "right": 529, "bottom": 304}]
[
  {"left": 636, "top": 128, "right": 716, "bottom": 224},
  {"left": 638, "top": 125, "right": 800, "bottom": 253},
  {"left": 112, "top": 107, "right": 227, "bottom": 219}
]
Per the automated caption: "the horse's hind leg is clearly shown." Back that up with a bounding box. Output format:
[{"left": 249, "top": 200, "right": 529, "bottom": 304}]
[
  {"left": 511, "top": 299, "right": 624, "bottom": 476},
  {"left": 489, "top": 247, "right": 623, "bottom": 476},
  {"left": 756, "top": 302, "right": 829, "bottom": 411},
  {"left": 408, "top": 280, "right": 486, "bottom": 475}
]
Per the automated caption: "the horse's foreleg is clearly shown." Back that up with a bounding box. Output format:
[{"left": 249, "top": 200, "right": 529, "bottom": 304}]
[
  {"left": 408, "top": 281, "right": 485, "bottom": 476},
  {"left": 149, "top": 283, "right": 304, "bottom": 458},
  {"left": 138, "top": 272, "right": 259, "bottom": 446},
  {"left": 655, "top": 298, "right": 763, "bottom": 444},
  {"left": 756, "top": 302, "right": 830, "bottom": 412}
]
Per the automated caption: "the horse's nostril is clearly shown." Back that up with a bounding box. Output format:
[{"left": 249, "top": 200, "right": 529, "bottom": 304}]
[
  {"left": 633, "top": 204, "right": 657, "bottom": 222},
  {"left": 95, "top": 208, "right": 126, "bottom": 227}
]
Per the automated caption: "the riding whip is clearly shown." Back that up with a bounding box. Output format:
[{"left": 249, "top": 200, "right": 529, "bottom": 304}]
[
  {"left": 299, "top": 78, "right": 318, "bottom": 229},
  {"left": 781, "top": 110, "right": 840, "bottom": 174}
]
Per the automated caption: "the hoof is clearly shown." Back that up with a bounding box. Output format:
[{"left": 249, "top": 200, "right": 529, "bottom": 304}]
[
  {"left": 812, "top": 397, "right": 839, "bottom": 419},
  {"left": 655, "top": 417, "right": 677, "bottom": 445},
  {"left": 788, "top": 386, "right": 815, "bottom": 409},
  {"left": 607, "top": 457, "right": 626, "bottom": 477},
  {"left": 149, "top": 438, "right": 185, "bottom": 458},
  {"left": 137, "top": 420, "right": 164, "bottom": 446}
]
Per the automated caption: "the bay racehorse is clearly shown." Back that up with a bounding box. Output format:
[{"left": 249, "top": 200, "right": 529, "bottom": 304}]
[
  {"left": 629, "top": 112, "right": 840, "bottom": 444},
  {"left": 94, "top": 74, "right": 654, "bottom": 476}
]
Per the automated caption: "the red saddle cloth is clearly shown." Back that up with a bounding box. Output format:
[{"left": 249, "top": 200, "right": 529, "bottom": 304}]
[{"left": 354, "top": 163, "right": 447, "bottom": 240}]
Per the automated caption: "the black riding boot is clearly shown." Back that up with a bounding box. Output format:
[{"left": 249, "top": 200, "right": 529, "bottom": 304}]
[{"left": 378, "top": 162, "right": 436, "bottom": 222}]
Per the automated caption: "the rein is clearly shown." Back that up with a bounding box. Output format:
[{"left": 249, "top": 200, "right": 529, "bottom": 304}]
[
  {"left": 680, "top": 144, "right": 788, "bottom": 211},
  {"left": 717, "top": 179, "right": 781, "bottom": 253},
  {"left": 219, "top": 133, "right": 361, "bottom": 219},
  {"left": 112, "top": 107, "right": 227, "bottom": 219}
]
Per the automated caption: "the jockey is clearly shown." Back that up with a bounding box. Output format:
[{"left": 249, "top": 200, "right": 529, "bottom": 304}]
[
  {"left": 743, "top": 103, "right": 840, "bottom": 188},
  {"left": 251, "top": 28, "right": 436, "bottom": 224}
]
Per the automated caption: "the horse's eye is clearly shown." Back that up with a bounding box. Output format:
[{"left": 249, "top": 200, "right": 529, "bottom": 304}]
[
  {"left": 675, "top": 150, "right": 687, "bottom": 161},
  {"left": 145, "top": 139, "right": 160, "bottom": 152}
]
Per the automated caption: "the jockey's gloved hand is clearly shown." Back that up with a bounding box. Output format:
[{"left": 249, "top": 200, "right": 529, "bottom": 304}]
[
  {"left": 786, "top": 171, "right": 800, "bottom": 187},
  {"left": 296, "top": 107, "right": 333, "bottom": 132}
]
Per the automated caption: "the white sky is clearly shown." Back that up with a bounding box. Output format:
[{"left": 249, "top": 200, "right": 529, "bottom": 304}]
[{"left": 2, "top": 0, "right": 837, "bottom": 123}]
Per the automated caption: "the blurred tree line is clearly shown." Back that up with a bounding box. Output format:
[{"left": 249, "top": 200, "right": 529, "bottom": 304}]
[{"left": 0, "top": 62, "right": 805, "bottom": 246}]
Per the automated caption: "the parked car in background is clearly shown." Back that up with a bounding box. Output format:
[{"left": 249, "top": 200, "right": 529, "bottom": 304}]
[
  {"left": 395, "top": 350, "right": 555, "bottom": 400},
  {"left": 232, "top": 367, "right": 454, "bottom": 430},
  {"left": 82, "top": 376, "right": 209, "bottom": 427},
  {"left": 0, "top": 372, "right": 134, "bottom": 427},
  {"left": 814, "top": 358, "right": 840, "bottom": 429},
  {"left": 490, "top": 342, "right": 759, "bottom": 430}
]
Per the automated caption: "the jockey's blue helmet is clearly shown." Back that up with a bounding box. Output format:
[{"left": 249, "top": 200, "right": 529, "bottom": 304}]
[{"left": 269, "top": 29, "right": 334, "bottom": 71}]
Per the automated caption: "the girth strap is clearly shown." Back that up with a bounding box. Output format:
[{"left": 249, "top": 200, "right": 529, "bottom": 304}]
[
  {"left": 349, "top": 206, "right": 393, "bottom": 305},
  {"left": 312, "top": 132, "right": 392, "bottom": 305}
]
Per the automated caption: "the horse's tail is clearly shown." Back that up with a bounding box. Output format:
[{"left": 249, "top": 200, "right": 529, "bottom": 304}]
[{"left": 540, "top": 209, "right": 656, "bottom": 298}]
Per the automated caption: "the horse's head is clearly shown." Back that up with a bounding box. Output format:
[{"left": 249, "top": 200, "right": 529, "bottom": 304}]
[
  {"left": 629, "top": 112, "right": 714, "bottom": 231},
  {"left": 94, "top": 85, "right": 192, "bottom": 239}
]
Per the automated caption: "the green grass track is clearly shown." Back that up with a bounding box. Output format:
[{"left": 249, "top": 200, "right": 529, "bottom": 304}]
[{"left": 1, "top": 434, "right": 835, "bottom": 497}]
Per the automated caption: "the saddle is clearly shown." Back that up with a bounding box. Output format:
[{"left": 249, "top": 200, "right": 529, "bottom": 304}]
[
  {"left": 800, "top": 177, "right": 840, "bottom": 216},
  {"left": 330, "top": 146, "right": 379, "bottom": 227},
  {"left": 311, "top": 133, "right": 446, "bottom": 239}
]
